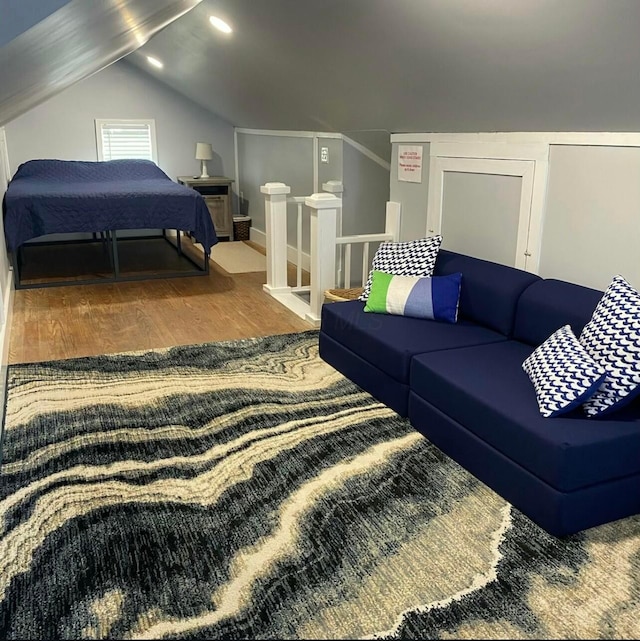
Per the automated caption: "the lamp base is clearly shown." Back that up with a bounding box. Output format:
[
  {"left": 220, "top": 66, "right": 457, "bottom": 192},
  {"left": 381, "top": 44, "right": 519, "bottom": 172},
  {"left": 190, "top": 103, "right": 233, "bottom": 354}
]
[{"left": 199, "top": 159, "right": 210, "bottom": 179}]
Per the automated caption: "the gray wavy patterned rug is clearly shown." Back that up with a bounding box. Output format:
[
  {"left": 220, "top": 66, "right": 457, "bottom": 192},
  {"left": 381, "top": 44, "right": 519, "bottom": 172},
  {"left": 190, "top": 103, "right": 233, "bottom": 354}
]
[{"left": 1, "top": 330, "right": 639, "bottom": 640}]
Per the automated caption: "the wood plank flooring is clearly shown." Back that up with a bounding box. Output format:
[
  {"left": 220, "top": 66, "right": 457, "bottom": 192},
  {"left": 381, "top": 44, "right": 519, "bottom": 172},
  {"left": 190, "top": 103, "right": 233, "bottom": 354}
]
[{"left": 9, "top": 240, "right": 313, "bottom": 364}]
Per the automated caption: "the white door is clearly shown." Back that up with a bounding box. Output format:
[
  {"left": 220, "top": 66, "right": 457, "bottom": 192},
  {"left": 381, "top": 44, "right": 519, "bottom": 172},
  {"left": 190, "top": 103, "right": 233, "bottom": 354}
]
[{"left": 426, "top": 143, "right": 549, "bottom": 273}]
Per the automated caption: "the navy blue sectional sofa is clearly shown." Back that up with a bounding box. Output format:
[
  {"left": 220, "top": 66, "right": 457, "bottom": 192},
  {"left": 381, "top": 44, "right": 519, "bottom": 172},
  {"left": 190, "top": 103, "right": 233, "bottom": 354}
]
[{"left": 319, "top": 250, "right": 640, "bottom": 536}]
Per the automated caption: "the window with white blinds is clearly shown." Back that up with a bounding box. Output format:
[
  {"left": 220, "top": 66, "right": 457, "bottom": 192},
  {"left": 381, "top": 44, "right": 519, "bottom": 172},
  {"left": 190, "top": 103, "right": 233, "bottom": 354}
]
[{"left": 95, "top": 119, "right": 158, "bottom": 163}]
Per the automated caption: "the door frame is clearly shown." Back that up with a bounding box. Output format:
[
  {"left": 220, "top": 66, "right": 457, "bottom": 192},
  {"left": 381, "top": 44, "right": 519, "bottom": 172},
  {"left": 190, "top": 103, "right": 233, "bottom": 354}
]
[{"left": 426, "top": 142, "right": 549, "bottom": 272}]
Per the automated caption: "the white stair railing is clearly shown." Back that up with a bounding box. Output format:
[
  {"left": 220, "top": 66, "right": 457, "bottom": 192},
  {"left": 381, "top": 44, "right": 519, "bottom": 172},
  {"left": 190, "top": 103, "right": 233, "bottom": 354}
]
[
  {"left": 322, "top": 180, "right": 345, "bottom": 284},
  {"left": 336, "top": 201, "right": 401, "bottom": 288},
  {"left": 306, "top": 193, "right": 340, "bottom": 322},
  {"left": 260, "top": 182, "right": 291, "bottom": 296},
  {"left": 261, "top": 181, "right": 401, "bottom": 327},
  {"left": 287, "top": 196, "right": 308, "bottom": 292}
]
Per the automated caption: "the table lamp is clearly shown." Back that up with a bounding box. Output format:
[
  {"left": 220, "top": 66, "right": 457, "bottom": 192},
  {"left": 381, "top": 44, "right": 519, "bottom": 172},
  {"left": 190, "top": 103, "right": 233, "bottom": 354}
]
[{"left": 195, "top": 142, "right": 213, "bottom": 178}]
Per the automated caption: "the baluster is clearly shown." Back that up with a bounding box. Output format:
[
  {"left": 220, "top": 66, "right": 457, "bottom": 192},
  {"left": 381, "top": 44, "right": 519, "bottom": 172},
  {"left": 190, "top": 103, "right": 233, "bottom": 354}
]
[
  {"left": 362, "top": 242, "right": 370, "bottom": 286},
  {"left": 297, "top": 203, "right": 303, "bottom": 288},
  {"left": 344, "top": 244, "right": 352, "bottom": 288},
  {"left": 260, "top": 182, "right": 291, "bottom": 294},
  {"left": 306, "top": 193, "right": 339, "bottom": 323}
]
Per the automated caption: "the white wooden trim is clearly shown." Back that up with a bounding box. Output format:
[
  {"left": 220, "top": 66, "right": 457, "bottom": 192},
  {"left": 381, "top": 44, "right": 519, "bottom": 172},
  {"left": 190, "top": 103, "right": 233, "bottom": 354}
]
[
  {"left": 336, "top": 233, "right": 393, "bottom": 244},
  {"left": 385, "top": 201, "right": 402, "bottom": 241},
  {"left": 0, "top": 128, "right": 11, "bottom": 183},
  {"left": 392, "top": 131, "right": 640, "bottom": 147},
  {"left": 524, "top": 159, "right": 550, "bottom": 274},
  {"left": 426, "top": 157, "right": 538, "bottom": 271},
  {"left": 430, "top": 141, "right": 549, "bottom": 162},
  {"left": 312, "top": 135, "right": 319, "bottom": 193},
  {"left": 233, "top": 128, "right": 240, "bottom": 214},
  {"left": 342, "top": 135, "right": 391, "bottom": 171},
  {"left": 0, "top": 267, "right": 14, "bottom": 437},
  {"left": 94, "top": 118, "right": 158, "bottom": 163},
  {"left": 235, "top": 128, "right": 342, "bottom": 139}
]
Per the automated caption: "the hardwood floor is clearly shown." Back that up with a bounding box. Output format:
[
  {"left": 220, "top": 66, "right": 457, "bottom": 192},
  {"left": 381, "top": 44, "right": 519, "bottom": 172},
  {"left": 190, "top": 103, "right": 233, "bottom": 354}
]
[{"left": 9, "top": 240, "right": 313, "bottom": 364}]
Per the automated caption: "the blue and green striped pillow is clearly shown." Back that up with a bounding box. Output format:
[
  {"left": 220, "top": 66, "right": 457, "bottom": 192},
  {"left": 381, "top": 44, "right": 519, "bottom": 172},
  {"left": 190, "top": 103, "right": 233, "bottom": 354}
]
[{"left": 364, "top": 271, "right": 462, "bottom": 323}]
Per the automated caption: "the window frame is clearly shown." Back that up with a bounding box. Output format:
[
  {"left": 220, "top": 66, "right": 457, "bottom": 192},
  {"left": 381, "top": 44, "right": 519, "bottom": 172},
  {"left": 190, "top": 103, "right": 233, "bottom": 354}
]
[{"left": 94, "top": 118, "right": 159, "bottom": 164}]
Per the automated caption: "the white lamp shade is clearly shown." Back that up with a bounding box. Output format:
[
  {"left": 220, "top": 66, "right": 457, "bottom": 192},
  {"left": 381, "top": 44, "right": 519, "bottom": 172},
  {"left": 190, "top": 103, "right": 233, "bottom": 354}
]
[{"left": 195, "top": 142, "right": 213, "bottom": 160}]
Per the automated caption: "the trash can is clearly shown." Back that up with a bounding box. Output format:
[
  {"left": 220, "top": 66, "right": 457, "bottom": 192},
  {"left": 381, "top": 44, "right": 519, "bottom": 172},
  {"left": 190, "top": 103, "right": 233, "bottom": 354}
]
[{"left": 233, "top": 216, "right": 251, "bottom": 241}]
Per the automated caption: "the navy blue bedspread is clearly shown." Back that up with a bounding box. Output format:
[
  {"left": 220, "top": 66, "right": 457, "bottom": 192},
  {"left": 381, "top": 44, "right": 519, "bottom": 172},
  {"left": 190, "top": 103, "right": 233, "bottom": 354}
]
[{"left": 3, "top": 159, "right": 218, "bottom": 252}]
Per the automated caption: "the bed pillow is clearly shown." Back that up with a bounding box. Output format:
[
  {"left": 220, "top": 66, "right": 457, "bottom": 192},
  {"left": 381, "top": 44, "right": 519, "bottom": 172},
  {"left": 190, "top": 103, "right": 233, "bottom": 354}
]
[
  {"left": 579, "top": 275, "right": 640, "bottom": 418},
  {"left": 522, "top": 324, "right": 607, "bottom": 418},
  {"left": 364, "top": 271, "right": 461, "bottom": 323},
  {"left": 359, "top": 235, "right": 443, "bottom": 301}
]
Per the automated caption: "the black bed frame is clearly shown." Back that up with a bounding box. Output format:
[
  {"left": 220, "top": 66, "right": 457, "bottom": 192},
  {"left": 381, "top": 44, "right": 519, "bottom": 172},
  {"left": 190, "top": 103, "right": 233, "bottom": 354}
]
[{"left": 11, "top": 229, "right": 210, "bottom": 290}]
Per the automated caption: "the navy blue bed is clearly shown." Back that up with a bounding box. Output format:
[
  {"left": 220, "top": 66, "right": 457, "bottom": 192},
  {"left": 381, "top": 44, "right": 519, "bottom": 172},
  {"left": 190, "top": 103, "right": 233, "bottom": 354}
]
[{"left": 3, "top": 159, "right": 218, "bottom": 253}]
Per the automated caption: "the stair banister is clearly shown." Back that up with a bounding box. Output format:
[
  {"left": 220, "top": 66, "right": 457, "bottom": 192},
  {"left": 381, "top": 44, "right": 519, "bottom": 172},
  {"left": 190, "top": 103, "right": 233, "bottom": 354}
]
[
  {"left": 260, "top": 182, "right": 291, "bottom": 295},
  {"left": 322, "top": 180, "right": 345, "bottom": 283},
  {"left": 305, "top": 192, "right": 341, "bottom": 324},
  {"left": 385, "top": 201, "right": 402, "bottom": 241}
]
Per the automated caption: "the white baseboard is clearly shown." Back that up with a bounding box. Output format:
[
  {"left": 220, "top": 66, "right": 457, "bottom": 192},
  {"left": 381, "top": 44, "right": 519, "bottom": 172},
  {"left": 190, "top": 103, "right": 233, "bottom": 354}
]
[
  {"left": 249, "top": 227, "right": 311, "bottom": 272},
  {"left": 0, "top": 268, "right": 15, "bottom": 448}
]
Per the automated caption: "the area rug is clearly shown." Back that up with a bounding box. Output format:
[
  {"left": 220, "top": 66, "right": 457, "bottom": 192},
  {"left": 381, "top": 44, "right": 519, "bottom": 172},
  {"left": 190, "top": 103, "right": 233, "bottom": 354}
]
[
  {"left": 210, "top": 241, "right": 266, "bottom": 273},
  {"left": 1, "top": 331, "right": 639, "bottom": 640}
]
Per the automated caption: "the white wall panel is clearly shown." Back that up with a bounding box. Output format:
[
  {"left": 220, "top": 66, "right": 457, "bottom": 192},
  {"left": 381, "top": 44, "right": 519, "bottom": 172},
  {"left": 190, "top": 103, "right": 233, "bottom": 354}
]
[
  {"left": 441, "top": 172, "right": 522, "bottom": 266},
  {"left": 540, "top": 145, "right": 640, "bottom": 290}
]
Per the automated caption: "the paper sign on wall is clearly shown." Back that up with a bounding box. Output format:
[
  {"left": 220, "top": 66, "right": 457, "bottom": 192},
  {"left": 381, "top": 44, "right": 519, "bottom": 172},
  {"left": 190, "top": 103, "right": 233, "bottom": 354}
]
[{"left": 398, "top": 145, "right": 423, "bottom": 183}]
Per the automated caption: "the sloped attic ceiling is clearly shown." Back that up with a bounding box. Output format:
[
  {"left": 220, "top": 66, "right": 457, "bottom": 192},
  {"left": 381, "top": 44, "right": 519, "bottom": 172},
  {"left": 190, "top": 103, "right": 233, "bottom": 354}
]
[
  {"left": 126, "top": 0, "right": 640, "bottom": 134},
  {"left": 0, "top": 0, "right": 72, "bottom": 48},
  {"left": 0, "top": 0, "right": 203, "bottom": 127}
]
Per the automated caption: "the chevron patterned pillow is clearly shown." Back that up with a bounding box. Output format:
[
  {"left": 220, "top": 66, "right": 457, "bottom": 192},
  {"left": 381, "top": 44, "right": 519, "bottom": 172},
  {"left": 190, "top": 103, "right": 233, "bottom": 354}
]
[
  {"left": 359, "top": 235, "right": 443, "bottom": 301},
  {"left": 579, "top": 275, "right": 640, "bottom": 417},
  {"left": 523, "top": 325, "right": 606, "bottom": 418}
]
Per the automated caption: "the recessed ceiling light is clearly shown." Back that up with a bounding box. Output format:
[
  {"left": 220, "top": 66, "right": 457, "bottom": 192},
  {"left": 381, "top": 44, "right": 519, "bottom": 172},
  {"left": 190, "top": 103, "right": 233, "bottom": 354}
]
[
  {"left": 146, "top": 56, "right": 163, "bottom": 69},
  {"left": 209, "top": 16, "right": 233, "bottom": 34}
]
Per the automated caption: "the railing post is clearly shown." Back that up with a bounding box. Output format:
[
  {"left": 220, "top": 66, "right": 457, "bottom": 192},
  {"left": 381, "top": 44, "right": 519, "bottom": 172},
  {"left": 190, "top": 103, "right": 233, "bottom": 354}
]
[
  {"left": 385, "top": 201, "right": 402, "bottom": 242},
  {"left": 305, "top": 192, "right": 340, "bottom": 324},
  {"left": 261, "top": 182, "right": 291, "bottom": 294},
  {"left": 322, "top": 180, "right": 345, "bottom": 284}
]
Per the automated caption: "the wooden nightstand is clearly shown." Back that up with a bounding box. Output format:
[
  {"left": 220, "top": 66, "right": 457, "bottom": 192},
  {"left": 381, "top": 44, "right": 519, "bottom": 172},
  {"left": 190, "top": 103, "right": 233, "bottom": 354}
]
[{"left": 177, "top": 176, "right": 235, "bottom": 240}]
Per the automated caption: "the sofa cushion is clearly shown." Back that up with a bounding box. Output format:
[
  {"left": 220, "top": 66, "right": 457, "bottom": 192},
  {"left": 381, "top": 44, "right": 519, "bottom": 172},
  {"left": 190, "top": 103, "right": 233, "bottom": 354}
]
[
  {"left": 522, "top": 324, "right": 606, "bottom": 418},
  {"left": 433, "top": 250, "right": 540, "bottom": 336},
  {"left": 580, "top": 274, "right": 640, "bottom": 418},
  {"left": 319, "top": 333, "right": 410, "bottom": 416},
  {"left": 410, "top": 340, "right": 640, "bottom": 492},
  {"left": 364, "top": 271, "right": 461, "bottom": 323},
  {"left": 320, "top": 299, "right": 506, "bottom": 384},
  {"left": 513, "top": 279, "right": 603, "bottom": 347}
]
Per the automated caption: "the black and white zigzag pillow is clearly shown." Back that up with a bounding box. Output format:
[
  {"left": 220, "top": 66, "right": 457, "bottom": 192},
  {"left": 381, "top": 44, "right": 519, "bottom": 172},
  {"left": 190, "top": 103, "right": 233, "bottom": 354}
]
[
  {"left": 522, "top": 325, "right": 606, "bottom": 418},
  {"left": 359, "top": 235, "right": 443, "bottom": 301},
  {"left": 579, "top": 275, "right": 640, "bottom": 417}
]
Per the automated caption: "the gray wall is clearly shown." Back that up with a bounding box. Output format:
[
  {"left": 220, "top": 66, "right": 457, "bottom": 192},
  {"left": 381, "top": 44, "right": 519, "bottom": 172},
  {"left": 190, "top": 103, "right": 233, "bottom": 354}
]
[
  {"left": 237, "top": 133, "right": 315, "bottom": 251},
  {"left": 342, "top": 143, "right": 389, "bottom": 237},
  {"left": 237, "top": 131, "right": 389, "bottom": 266},
  {"left": 5, "top": 59, "right": 235, "bottom": 183},
  {"left": 539, "top": 145, "right": 640, "bottom": 290},
  {"left": 441, "top": 172, "right": 522, "bottom": 265},
  {"left": 317, "top": 136, "right": 343, "bottom": 188},
  {"left": 341, "top": 142, "right": 389, "bottom": 284},
  {"left": 390, "top": 143, "right": 430, "bottom": 241},
  {"left": 343, "top": 130, "right": 392, "bottom": 164},
  {"left": 0, "top": 0, "right": 71, "bottom": 47}
]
